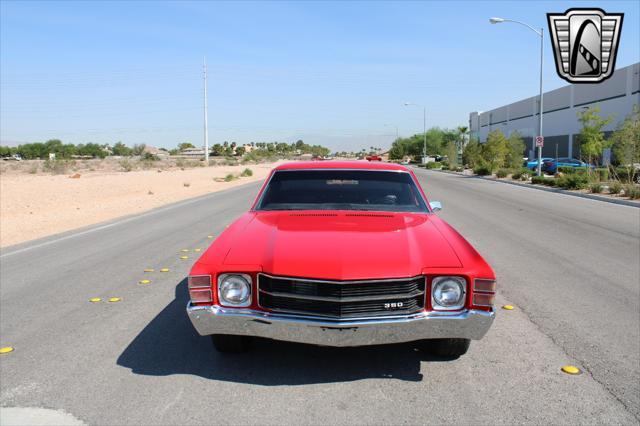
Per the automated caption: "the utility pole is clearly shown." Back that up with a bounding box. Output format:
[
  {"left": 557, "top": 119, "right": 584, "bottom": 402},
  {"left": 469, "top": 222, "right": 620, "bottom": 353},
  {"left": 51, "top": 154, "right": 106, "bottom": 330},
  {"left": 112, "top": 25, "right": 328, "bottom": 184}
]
[{"left": 203, "top": 57, "right": 209, "bottom": 165}]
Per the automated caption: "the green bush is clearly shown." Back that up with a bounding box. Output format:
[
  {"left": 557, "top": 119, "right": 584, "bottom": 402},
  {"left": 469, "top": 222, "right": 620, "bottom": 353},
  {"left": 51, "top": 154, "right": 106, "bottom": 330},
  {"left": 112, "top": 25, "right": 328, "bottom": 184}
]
[
  {"left": 531, "top": 175, "right": 546, "bottom": 185},
  {"left": 224, "top": 173, "right": 237, "bottom": 182},
  {"left": 595, "top": 168, "right": 609, "bottom": 182},
  {"left": 512, "top": 168, "right": 530, "bottom": 180},
  {"left": 425, "top": 162, "right": 441, "bottom": 169},
  {"left": 557, "top": 174, "right": 588, "bottom": 190},
  {"left": 589, "top": 183, "right": 603, "bottom": 193},
  {"left": 142, "top": 152, "right": 159, "bottom": 161},
  {"left": 557, "top": 166, "right": 576, "bottom": 174},
  {"left": 625, "top": 185, "right": 640, "bottom": 199},
  {"left": 240, "top": 168, "right": 253, "bottom": 177},
  {"left": 473, "top": 164, "right": 491, "bottom": 176},
  {"left": 496, "top": 168, "right": 510, "bottom": 178},
  {"left": 609, "top": 181, "right": 622, "bottom": 195}
]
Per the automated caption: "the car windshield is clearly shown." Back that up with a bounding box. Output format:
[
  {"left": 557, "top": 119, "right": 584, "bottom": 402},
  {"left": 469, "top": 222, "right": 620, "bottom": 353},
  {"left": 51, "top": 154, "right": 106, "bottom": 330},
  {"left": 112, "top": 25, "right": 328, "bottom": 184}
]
[{"left": 257, "top": 170, "right": 429, "bottom": 212}]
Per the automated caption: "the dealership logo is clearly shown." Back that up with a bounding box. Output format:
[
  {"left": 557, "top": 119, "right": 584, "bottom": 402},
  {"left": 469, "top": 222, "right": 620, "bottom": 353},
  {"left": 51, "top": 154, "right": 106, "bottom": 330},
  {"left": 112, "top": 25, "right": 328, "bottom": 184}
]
[{"left": 547, "top": 8, "right": 623, "bottom": 83}]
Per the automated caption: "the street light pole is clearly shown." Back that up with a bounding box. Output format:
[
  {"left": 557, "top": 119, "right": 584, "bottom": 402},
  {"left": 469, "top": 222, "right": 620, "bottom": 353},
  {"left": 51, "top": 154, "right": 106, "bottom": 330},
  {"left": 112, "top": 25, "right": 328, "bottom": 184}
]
[
  {"left": 490, "top": 17, "right": 544, "bottom": 176},
  {"left": 203, "top": 57, "right": 209, "bottom": 166},
  {"left": 537, "top": 27, "right": 544, "bottom": 177}
]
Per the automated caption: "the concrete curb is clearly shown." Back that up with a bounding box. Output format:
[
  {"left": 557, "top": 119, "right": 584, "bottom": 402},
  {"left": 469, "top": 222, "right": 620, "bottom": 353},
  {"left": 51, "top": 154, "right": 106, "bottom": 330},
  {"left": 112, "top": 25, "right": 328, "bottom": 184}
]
[{"left": 417, "top": 168, "right": 640, "bottom": 208}]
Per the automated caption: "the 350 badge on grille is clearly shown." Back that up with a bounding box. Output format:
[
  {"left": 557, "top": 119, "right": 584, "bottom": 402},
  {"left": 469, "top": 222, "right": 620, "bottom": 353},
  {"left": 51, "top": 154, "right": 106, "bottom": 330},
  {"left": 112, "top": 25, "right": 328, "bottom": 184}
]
[{"left": 384, "top": 302, "right": 404, "bottom": 309}]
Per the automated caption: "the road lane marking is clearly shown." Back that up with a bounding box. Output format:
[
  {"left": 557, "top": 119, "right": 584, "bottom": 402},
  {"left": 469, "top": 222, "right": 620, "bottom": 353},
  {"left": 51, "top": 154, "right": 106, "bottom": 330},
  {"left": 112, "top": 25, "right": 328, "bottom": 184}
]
[
  {"left": 89, "top": 298, "right": 101, "bottom": 303},
  {"left": 0, "top": 347, "right": 15, "bottom": 354},
  {"left": 561, "top": 365, "right": 582, "bottom": 375}
]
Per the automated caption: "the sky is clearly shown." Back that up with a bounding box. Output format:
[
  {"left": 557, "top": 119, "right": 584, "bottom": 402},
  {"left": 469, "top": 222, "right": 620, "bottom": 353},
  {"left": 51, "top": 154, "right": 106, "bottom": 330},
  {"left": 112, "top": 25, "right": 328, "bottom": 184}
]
[{"left": 1, "top": 0, "right": 639, "bottom": 152}]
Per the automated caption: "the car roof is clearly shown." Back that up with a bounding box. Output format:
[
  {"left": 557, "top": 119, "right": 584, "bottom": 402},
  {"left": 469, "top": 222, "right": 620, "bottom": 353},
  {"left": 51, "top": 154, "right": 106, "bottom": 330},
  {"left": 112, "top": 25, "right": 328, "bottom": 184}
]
[{"left": 274, "top": 161, "right": 409, "bottom": 172}]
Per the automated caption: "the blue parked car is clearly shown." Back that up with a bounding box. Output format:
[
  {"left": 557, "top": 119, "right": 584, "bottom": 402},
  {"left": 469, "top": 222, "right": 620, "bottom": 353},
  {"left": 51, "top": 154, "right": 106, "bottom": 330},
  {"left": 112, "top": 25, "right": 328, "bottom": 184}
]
[
  {"left": 524, "top": 158, "right": 553, "bottom": 171},
  {"left": 543, "top": 158, "right": 594, "bottom": 174}
]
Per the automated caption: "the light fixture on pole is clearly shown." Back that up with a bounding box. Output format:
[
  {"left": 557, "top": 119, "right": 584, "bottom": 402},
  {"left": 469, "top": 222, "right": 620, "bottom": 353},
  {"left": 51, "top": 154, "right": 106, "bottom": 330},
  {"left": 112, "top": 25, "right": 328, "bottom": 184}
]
[
  {"left": 490, "top": 17, "right": 544, "bottom": 176},
  {"left": 403, "top": 102, "right": 427, "bottom": 164}
]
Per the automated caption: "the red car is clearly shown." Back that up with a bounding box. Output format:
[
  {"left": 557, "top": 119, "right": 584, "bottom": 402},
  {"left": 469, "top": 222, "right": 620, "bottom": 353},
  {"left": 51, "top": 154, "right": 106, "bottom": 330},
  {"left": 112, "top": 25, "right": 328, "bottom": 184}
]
[
  {"left": 187, "top": 162, "right": 496, "bottom": 357},
  {"left": 365, "top": 154, "right": 382, "bottom": 161}
]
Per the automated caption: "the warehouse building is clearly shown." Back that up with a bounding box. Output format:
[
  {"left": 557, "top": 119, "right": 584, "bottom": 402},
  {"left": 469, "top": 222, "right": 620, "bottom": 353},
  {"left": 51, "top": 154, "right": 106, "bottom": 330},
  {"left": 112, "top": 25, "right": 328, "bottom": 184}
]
[{"left": 469, "top": 62, "right": 639, "bottom": 160}]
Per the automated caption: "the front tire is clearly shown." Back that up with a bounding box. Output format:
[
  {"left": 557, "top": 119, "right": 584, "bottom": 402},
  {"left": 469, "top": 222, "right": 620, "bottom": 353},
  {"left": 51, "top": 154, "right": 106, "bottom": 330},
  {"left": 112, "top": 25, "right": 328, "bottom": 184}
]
[
  {"left": 211, "top": 334, "right": 250, "bottom": 353},
  {"left": 419, "top": 338, "right": 470, "bottom": 358}
]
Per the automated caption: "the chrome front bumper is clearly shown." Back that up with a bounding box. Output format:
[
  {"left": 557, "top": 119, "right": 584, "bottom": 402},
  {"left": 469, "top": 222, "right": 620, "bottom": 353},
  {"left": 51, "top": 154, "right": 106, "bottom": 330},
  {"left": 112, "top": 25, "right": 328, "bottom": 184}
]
[{"left": 186, "top": 303, "right": 495, "bottom": 347}]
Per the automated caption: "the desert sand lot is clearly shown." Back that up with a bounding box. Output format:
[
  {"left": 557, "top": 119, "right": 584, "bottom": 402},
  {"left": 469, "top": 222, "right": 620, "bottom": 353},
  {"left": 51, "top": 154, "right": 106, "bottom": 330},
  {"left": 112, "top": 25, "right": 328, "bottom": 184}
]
[{"left": 0, "top": 160, "right": 281, "bottom": 247}]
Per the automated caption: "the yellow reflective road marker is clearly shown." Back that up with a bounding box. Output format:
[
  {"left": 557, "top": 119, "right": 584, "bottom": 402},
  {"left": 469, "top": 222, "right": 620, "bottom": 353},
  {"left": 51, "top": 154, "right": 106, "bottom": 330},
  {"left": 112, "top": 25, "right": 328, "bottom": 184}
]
[
  {"left": 180, "top": 256, "right": 189, "bottom": 260},
  {"left": 144, "top": 268, "right": 154, "bottom": 272},
  {"left": 502, "top": 305, "right": 515, "bottom": 310},
  {"left": 0, "top": 347, "right": 14, "bottom": 355},
  {"left": 160, "top": 268, "right": 170, "bottom": 272},
  {"left": 108, "top": 297, "right": 122, "bottom": 303},
  {"left": 194, "top": 248, "right": 201, "bottom": 252},
  {"left": 181, "top": 249, "right": 189, "bottom": 252},
  {"left": 89, "top": 297, "right": 101, "bottom": 303},
  {"left": 207, "top": 235, "right": 214, "bottom": 239},
  {"left": 139, "top": 279, "right": 151, "bottom": 285},
  {"left": 561, "top": 365, "right": 581, "bottom": 375}
]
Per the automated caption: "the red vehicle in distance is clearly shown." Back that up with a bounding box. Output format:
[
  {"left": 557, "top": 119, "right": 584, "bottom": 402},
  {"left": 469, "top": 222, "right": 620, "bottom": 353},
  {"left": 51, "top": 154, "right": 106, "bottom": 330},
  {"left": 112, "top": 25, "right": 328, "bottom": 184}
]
[
  {"left": 365, "top": 154, "right": 382, "bottom": 161},
  {"left": 187, "top": 161, "right": 496, "bottom": 357}
]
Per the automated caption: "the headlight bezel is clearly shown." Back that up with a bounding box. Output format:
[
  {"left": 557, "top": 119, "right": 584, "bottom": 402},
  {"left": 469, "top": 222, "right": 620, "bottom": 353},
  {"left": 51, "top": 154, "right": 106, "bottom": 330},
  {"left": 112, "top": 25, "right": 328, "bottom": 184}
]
[
  {"left": 431, "top": 276, "right": 467, "bottom": 311},
  {"left": 217, "top": 273, "right": 253, "bottom": 307}
]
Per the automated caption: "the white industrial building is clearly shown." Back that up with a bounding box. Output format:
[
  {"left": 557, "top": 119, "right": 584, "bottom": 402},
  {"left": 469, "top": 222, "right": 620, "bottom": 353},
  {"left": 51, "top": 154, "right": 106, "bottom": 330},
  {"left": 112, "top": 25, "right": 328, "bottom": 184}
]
[{"left": 469, "top": 62, "right": 639, "bottom": 159}]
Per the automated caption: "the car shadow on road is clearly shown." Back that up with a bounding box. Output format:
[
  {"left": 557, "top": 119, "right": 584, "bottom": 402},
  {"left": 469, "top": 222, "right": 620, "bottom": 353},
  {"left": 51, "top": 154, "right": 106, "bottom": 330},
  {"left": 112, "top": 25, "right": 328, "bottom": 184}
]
[{"left": 117, "top": 279, "right": 453, "bottom": 385}]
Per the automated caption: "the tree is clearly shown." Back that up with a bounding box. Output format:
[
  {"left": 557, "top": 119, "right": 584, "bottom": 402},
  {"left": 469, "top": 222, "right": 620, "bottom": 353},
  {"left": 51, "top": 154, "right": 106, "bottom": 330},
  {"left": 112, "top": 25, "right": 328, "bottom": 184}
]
[
  {"left": 178, "top": 142, "right": 195, "bottom": 151},
  {"left": 0, "top": 146, "right": 12, "bottom": 157},
  {"left": 577, "top": 105, "right": 613, "bottom": 166},
  {"left": 482, "top": 130, "right": 509, "bottom": 171},
  {"left": 611, "top": 105, "right": 640, "bottom": 182},
  {"left": 505, "top": 131, "right": 526, "bottom": 169},
  {"left": 132, "top": 144, "right": 146, "bottom": 156},
  {"left": 445, "top": 140, "right": 458, "bottom": 166},
  {"left": 211, "top": 144, "right": 223, "bottom": 156},
  {"left": 463, "top": 138, "right": 482, "bottom": 168},
  {"left": 112, "top": 142, "right": 132, "bottom": 156},
  {"left": 235, "top": 146, "right": 246, "bottom": 156}
]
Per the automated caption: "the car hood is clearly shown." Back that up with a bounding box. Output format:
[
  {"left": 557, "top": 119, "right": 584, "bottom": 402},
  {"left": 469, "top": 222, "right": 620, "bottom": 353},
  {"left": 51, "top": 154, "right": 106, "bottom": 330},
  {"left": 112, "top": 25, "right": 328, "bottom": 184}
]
[{"left": 222, "top": 211, "right": 462, "bottom": 280}]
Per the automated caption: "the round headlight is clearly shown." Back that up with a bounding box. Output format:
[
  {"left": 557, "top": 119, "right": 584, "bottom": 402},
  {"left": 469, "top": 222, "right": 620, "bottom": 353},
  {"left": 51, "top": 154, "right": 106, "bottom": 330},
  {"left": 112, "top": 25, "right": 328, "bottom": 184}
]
[
  {"left": 432, "top": 277, "right": 466, "bottom": 310},
  {"left": 218, "top": 274, "right": 252, "bottom": 307}
]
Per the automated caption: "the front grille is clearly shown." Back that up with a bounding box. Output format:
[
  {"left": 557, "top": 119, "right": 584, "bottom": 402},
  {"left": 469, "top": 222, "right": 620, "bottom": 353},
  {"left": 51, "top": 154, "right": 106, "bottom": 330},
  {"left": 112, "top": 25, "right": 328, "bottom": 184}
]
[{"left": 258, "top": 274, "right": 425, "bottom": 319}]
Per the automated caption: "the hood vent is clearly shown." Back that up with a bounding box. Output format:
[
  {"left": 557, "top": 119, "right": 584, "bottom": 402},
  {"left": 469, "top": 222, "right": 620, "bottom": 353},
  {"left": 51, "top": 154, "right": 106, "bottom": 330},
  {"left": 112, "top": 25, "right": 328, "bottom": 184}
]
[
  {"left": 345, "top": 213, "right": 395, "bottom": 218},
  {"left": 289, "top": 213, "right": 338, "bottom": 217}
]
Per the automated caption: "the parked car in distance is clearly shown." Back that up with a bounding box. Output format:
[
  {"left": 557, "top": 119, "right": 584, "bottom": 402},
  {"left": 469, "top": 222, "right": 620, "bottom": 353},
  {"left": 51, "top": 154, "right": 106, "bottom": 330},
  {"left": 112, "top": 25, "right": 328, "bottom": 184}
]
[
  {"left": 524, "top": 158, "right": 553, "bottom": 171},
  {"left": 543, "top": 158, "right": 594, "bottom": 174},
  {"left": 1, "top": 154, "right": 23, "bottom": 161},
  {"left": 365, "top": 154, "right": 382, "bottom": 161},
  {"left": 187, "top": 162, "right": 496, "bottom": 357}
]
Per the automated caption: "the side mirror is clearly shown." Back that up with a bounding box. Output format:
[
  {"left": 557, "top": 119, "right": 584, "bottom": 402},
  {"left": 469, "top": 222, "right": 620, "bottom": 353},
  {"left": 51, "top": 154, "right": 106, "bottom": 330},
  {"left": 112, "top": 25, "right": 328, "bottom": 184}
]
[{"left": 430, "top": 201, "right": 442, "bottom": 212}]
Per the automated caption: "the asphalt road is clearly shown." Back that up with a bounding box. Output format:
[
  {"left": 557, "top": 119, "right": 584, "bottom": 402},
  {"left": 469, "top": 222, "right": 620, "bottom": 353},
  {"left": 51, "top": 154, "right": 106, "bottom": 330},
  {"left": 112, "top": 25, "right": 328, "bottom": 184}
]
[{"left": 1, "top": 169, "right": 638, "bottom": 425}]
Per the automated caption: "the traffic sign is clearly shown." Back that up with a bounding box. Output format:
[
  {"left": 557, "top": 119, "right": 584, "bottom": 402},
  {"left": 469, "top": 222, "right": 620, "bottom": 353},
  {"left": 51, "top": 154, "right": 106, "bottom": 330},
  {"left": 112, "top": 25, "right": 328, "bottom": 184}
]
[{"left": 535, "top": 136, "right": 544, "bottom": 147}]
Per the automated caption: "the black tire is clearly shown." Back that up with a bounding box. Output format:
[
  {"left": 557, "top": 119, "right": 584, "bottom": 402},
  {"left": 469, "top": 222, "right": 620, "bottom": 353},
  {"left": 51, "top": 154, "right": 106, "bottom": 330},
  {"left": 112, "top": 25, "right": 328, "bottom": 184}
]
[
  {"left": 420, "top": 338, "right": 470, "bottom": 358},
  {"left": 211, "top": 334, "right": 250, "bottom": 353}
]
